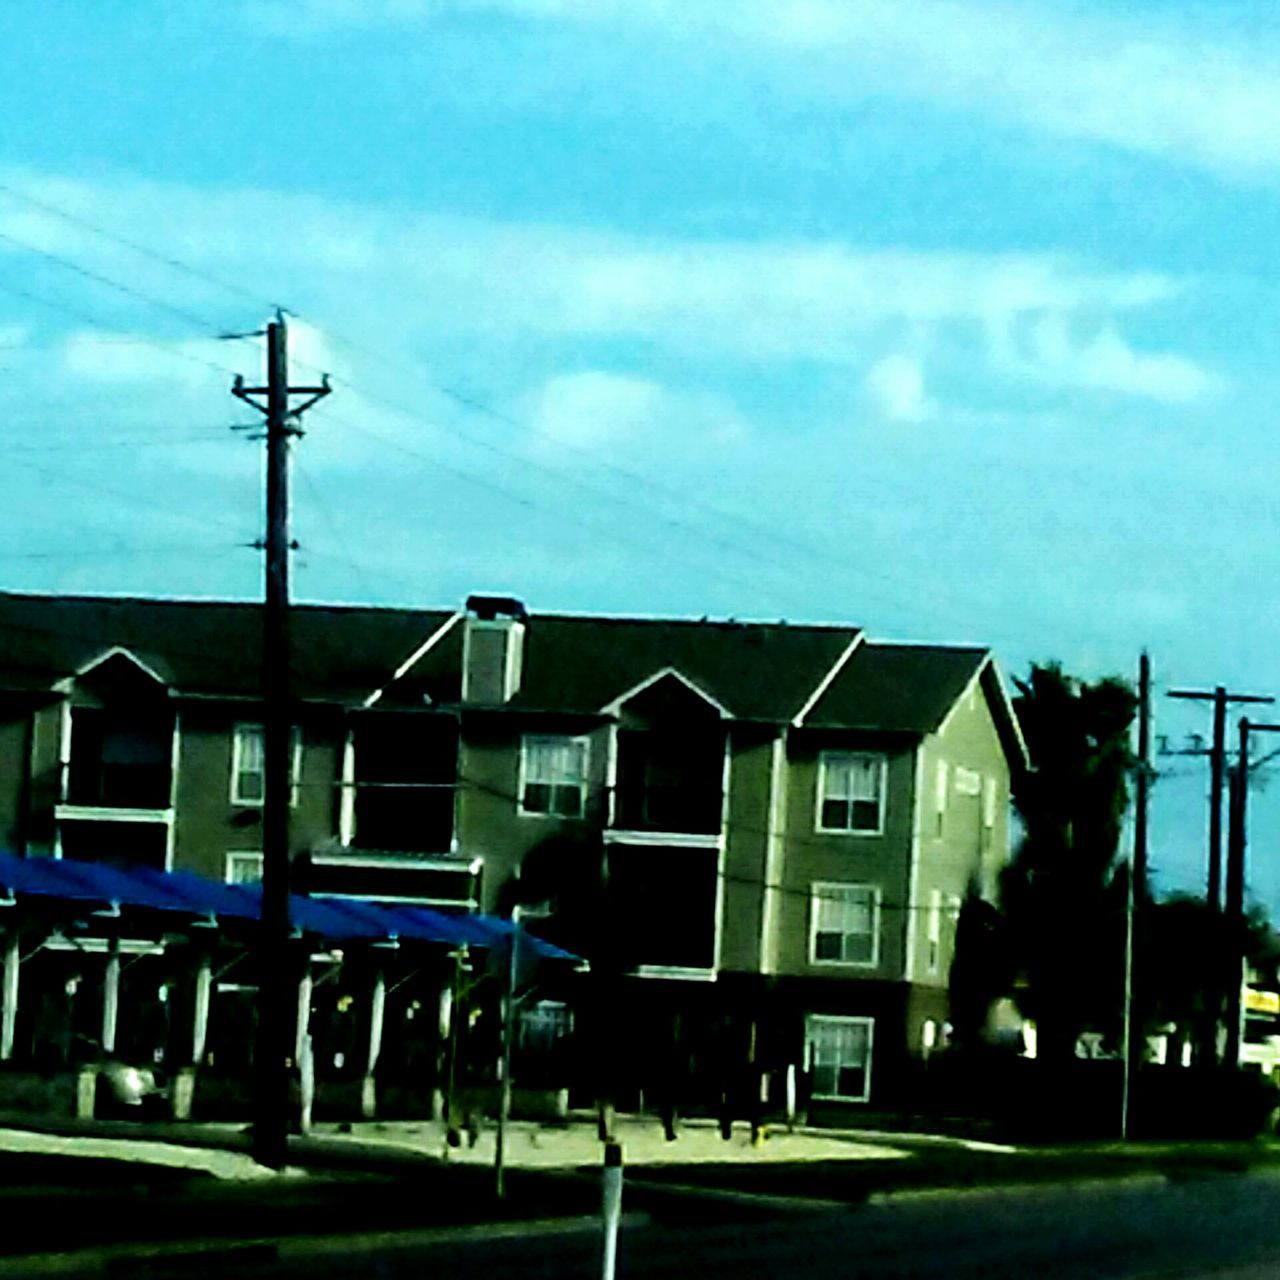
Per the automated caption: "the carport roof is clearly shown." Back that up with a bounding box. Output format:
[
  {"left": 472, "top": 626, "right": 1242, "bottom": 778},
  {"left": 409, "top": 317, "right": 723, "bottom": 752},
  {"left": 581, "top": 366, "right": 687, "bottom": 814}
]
[{"left": 0, "top": 853, "right": 576, "bottom": 961}]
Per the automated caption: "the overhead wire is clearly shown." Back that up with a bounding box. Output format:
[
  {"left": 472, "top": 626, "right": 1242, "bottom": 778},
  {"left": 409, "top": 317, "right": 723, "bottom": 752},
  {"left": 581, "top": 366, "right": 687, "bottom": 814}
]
[{"left": 0, "top": 180, "right": 1070, "bottom": 644}]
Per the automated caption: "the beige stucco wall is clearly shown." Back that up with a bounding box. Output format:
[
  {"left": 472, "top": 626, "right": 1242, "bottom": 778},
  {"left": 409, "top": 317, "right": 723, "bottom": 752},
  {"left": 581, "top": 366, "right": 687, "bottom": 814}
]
[
  {"left": 773, "top": 732, "right": 917, "bottom": 983},
  {"left": 171, "top": 704, "right": 341, "bottom": 882},
  {"left": 908, "top": 674, "right": 1012, "bottom": 988},
  {"left": 718, "top": 726, "right": 774, "bottom": 974}
]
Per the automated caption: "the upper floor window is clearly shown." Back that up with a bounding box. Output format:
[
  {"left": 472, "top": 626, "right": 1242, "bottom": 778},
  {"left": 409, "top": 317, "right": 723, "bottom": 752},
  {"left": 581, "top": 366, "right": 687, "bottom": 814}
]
[
  {"left": 225, "top": 851, "right": 264, "bottom": 885},
  {"left": 519, "top": 735, "right": 589, "bottom": 818},
  {"left": 817, "top": 752, "right": 886, "bottom": 834},
  {"left": 810, "top": 882, "right": 879, "bottom": 966},
  {"left": 927, "top": 888, "right": 942, "bottom": 973},
  {"left": 934, "top": 759, "right": 948, "bottom": 837},
  {"left": 231, "top": 725, "right": 301, "bottom": 807}
]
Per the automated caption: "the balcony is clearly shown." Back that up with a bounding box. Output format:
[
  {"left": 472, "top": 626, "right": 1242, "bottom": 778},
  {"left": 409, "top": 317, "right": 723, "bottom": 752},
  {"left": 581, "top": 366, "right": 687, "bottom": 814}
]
[
  {"left": 344, "top": 712, "right": 457, "bottom": 855},
  {"left": 58, "top": 708, "right": 173, "bottom": 819},
  {"left": 611, "top": 728, "right": 723, "bottom": 840}
]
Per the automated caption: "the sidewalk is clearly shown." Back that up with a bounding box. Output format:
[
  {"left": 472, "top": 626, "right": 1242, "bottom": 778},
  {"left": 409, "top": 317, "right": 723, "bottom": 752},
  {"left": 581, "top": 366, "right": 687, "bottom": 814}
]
[{"left": 1, "top": 1112, "right": 1278, "bottom": 1264}]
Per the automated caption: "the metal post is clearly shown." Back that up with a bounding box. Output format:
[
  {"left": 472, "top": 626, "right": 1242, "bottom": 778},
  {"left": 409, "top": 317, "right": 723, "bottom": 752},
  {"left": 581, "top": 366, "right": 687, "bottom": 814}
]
[
  {"left": 495, "top": 910, "right": 520, "bottom": 1199},
  {"left": 601, "top": 1140, "right": 624, "bottom": 1280},
  {"left": 102, "top": 940, "right": 120, "bottom": 1058},
  {"left": 192, "top": 955, "right": 212, "bottom": 1067},
  {"left": 2, "top": 932, "right": 19, "bottom": 1061},
  {"left": 367, "top": 970, "right": 386, "bottom": 1077}
]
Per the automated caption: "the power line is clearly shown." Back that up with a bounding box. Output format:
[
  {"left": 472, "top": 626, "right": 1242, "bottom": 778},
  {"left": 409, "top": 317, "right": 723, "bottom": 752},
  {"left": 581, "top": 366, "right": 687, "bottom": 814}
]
[
  {"left": 0, "top": 181, "right": 1054, "bottom": 639},
  {"left": 0, "top": 180, "right": 283, "bottom": 315}
]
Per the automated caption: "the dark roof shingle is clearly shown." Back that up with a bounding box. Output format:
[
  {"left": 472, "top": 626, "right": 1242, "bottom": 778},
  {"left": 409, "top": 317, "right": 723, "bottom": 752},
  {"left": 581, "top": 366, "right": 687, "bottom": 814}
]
[{"left": 802, "top": 642, "right": 989, "bottom": 733}]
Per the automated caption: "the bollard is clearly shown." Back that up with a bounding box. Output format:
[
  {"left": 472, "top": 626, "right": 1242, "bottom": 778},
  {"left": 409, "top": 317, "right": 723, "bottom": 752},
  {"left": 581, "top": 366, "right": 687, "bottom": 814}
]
[{"left": 601, "top": 1140, "right": 623, "bottom": 1280}]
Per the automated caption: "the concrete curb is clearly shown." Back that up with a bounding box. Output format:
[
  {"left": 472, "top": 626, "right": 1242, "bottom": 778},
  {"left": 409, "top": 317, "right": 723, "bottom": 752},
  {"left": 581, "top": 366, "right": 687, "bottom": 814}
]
[
  {"left": 864, "top": 1171, "right": 1171, "bottom": 1207},
  {"left": 12, "top": 1213, "right": 650, "bottom": 1276}
]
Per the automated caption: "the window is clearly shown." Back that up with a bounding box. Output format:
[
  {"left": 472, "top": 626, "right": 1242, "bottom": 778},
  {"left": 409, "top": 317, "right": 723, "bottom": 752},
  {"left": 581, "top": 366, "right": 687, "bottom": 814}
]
[
  {"left": 520, "top": 736, "right": 589, "bottom": 818},
  {"left": 934, "top": 759, "right": 947, "bottom": 837},
  {"left": 225, "top": 851, "right": 263, "bottom": 885},
  {"left": 927, "top": 888, "right": 942, "bottom": 974},
  {"left": 983, "top": 777, "right": 998, "bottom": 828},
  {"left": 231, "top": 725, "right": 302, "bottom": 807},
  {"left": 810, "top": 883, "right": 879, "bottom": 966},
  {"left": 817, "top": 752, "right": 885, "bottom": 834},
  {"left": 807, "top": 1015, "right": 873, "bottom": 1102}
]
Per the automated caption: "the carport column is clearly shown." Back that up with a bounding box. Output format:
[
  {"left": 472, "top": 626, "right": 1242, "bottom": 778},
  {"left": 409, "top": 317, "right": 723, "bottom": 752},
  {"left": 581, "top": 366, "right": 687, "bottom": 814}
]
[
  {"left": 295, "top": 966, "right": 313, "bottom": 1065},
  {"left": 192, "top": 954, "right": 212, "bottom": 1067},
  {"left": 1, "top": 931, "right": 19, "bottom": 1061},
  {"left": 101, "top": 939, "right": 120, "bottom": 1057},
  {"left": 362, "top": 969, "right": 385, "bottom": 1119},
  {"left": 296, "top": 963, "right": 314, "bottom": 1133}
]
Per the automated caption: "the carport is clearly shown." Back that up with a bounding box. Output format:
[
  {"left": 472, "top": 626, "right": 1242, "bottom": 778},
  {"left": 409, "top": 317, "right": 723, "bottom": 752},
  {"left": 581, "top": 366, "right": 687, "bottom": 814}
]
[{"left": 0, "top": 853, "right": 574, "bottom": 1122}]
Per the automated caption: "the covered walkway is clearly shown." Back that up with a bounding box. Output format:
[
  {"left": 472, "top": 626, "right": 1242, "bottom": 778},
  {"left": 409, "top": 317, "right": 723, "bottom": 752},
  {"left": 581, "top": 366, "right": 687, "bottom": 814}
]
[{"left": 0, "top": 853, "right": 577, "bottom": 1124}]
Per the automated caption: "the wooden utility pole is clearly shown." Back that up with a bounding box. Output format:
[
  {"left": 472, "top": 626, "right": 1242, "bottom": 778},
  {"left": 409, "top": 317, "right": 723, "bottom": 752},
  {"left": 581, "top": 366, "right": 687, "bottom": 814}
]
[
  {"left": 1168, "top": 687, "right": 1273, "bottom": 912},
  {"left": 1224, "top": 717, "right": 1280, "bottom": 1069},
  {"left": 233, "top": 315, "right": 329, "bottom": 1169},
  {"left": 1121, "top": 651, "right": 1151, "bottom": 1139}
]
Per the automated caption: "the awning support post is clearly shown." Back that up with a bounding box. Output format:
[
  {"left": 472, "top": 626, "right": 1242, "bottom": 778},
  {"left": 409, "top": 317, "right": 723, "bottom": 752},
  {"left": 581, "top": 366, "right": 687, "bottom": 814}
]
[
  {"left": 102, "top": 940, "right": 120, "bottom": 1057},
  {"left": 362, "top": 969, "right": 385, "bottom": 1120},
  {"left": 1, "top": 932, "right": 19, "bottom": 1061},
  {"left": 192, "top": 955, "right": 212, "bottom": 1067}
]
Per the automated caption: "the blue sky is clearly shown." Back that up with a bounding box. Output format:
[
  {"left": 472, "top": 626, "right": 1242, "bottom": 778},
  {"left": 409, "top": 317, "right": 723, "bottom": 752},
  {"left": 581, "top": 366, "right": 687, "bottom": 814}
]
[{"left": 3, "top": 0, "right": 1280, "bottom": 906}]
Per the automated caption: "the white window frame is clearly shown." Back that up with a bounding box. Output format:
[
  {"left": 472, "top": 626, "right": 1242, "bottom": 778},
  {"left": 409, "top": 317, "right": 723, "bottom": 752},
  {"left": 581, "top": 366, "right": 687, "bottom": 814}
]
[
  {"left": 815, "top": 751, "right": 887, "bottom": 836},
  {"left": 809, "top": 882, "right": 880, "bottom": 968},
  {"left": 231, "top": 724, "right": 302, "bottom": 808},
  {"left": 225, "top": 851, "right": 264, "bottom": 885},
  {"left": 934, "top": 759, "right": 947, "bottom": 837},
  {"left": 927, "top": 888, "right": 942, "bottom": 974},
  {"left": 806, "top": 1014, "right": 874, "bottom": 1103},
  {"left": 517, "top": 734, "right": 590, "bottom": 819},
  {"left": 982, "top": 777, "right": 998, "bottom": 829}
]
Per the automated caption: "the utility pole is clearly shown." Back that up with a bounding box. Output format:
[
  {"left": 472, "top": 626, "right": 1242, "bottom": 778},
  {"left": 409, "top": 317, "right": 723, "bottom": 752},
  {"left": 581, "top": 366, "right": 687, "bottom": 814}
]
[
  {"left": 1224, "top": 717, "right": 1280, "bottom": 1070},
  {"left": 233, "top": 315, "right": 330, "bottom": 1169},
  {"left": 1168, "top": 687, "right": 1273, "bottom": 911},
  {"left": 1167, "top": 684, "right": 1271, "bottom": 1069},
  {"left": 1121, "top": 651, "right": 1151, "bottom": 1139}
]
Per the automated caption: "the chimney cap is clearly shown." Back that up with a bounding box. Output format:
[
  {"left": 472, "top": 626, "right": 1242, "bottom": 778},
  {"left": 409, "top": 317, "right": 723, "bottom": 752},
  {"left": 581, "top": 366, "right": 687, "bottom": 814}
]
[{"left": 466, "top": 594, "right": 528, "bottom": 622}]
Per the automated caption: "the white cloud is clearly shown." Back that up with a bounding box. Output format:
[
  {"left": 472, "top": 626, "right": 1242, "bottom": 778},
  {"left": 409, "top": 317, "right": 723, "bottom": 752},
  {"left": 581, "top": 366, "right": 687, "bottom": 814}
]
[
  {"left": 528, "top": 370, "right": 746, "bottom": 453},
  {"left": 530, "top": 371, "right": 662, "bottom": 448},
  {"left": 1024, "top": 316, "right": 1217, "bottom": 404},
  {"left": 1, "top": 169, "right": 1211, "bottom": 411},
  {"left": 864, "top": 354, "right": 931, "bottom": 423},
  {"left": 59, "top": 331, "right": 231, "bottom": 390},
  {"left": 250, "top": 0, "right": 1280, "bottom": 182}
]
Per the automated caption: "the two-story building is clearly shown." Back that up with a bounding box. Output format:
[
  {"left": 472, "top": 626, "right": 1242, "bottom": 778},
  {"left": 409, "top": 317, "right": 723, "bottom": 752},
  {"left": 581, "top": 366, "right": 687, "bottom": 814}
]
[{"left": 0, "top": 589, "right": 1026, "bottom": 1112}]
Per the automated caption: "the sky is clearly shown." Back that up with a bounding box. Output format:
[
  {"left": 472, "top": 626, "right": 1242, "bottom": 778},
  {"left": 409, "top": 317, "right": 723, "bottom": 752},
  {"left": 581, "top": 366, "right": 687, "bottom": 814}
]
[{"left": 2, "top": 0, "right": 1280, "bottom": 907}]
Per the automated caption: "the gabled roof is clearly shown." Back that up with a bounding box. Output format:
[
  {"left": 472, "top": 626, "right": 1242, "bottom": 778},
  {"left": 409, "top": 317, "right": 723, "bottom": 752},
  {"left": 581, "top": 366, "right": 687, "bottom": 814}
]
[
  {"left": 494, "top": 615, "right": 861, "bottom": 722},
  {"left": 0, "top": 591, "right": 454, "bottom": 704},
  {"left": 802, "top": 642, "right": 991, "bottom": 733}
]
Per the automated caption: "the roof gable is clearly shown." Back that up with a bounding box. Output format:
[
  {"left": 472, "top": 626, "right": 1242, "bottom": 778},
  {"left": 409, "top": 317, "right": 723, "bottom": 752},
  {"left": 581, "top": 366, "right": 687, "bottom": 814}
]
[
  {"left": 802, "top": 642, "right": 990, "bottom": 735},
  {"left": 506, "top": 615, "right": 861, "bottom": 721}
]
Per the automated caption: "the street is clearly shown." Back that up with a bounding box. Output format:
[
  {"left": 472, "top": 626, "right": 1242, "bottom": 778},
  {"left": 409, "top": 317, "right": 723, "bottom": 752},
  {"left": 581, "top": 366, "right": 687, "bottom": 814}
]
[{"left": 34, "top": 1167, "right": 1280, "bottom": 1279}]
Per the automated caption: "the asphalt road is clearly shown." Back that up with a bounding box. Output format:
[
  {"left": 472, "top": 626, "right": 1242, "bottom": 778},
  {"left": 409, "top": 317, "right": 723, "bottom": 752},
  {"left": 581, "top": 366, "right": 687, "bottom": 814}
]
[{"left": 44, "top": 1168, "right": 1280, "bottom": 1279}]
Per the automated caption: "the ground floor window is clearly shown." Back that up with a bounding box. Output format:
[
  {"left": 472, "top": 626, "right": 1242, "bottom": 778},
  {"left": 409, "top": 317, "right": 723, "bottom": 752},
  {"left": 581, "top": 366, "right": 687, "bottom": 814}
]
[{"left": 806, "top": 1014, "right": 874, "bottom": 1102}]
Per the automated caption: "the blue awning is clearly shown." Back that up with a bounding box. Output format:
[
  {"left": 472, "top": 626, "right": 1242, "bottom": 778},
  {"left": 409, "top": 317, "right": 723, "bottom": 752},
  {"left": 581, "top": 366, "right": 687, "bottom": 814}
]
[{"left": 0, "top": 853, "right": 577, "bottom": 962}]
